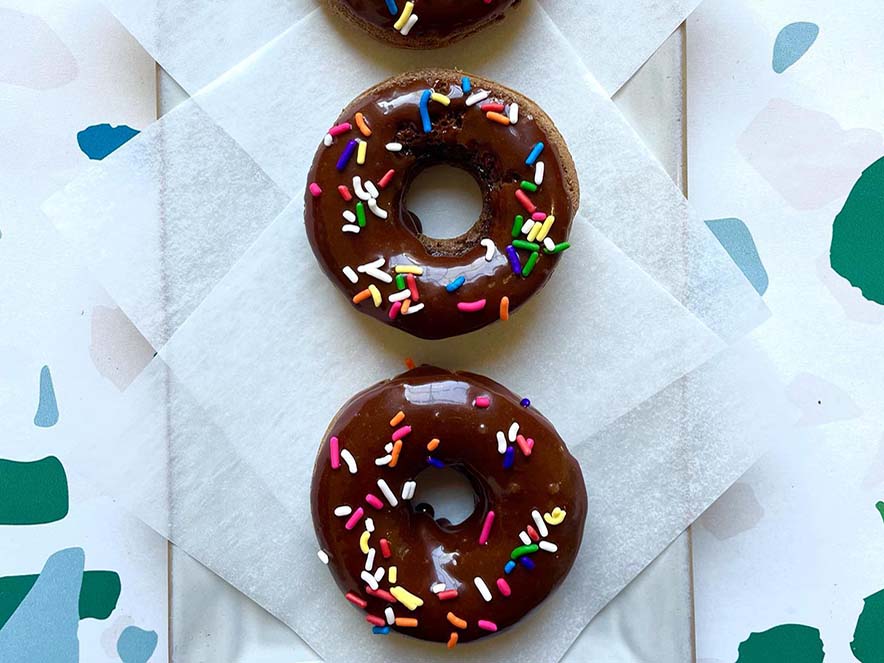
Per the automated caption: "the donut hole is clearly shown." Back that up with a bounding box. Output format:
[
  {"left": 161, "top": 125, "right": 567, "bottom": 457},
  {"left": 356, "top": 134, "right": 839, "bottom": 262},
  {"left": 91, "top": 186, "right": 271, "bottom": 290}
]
[
  {"left": 412, "top": 466, "right": 480, "bottom": 527},
  {"left": 405, "top": 164, "right": 484, "bottom": 243}
]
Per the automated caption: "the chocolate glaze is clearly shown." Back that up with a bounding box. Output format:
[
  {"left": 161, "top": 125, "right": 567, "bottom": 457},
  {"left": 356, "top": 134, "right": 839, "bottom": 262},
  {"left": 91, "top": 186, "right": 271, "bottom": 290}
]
[
  {"left": 311, "top": 366, "right": 588, "bottom": 644},
  {"left": 329, "top": 0, "right": 520, "bottom": 48},
  {"left": 305, "top": 70, "right": 578, "bottom": 340}
]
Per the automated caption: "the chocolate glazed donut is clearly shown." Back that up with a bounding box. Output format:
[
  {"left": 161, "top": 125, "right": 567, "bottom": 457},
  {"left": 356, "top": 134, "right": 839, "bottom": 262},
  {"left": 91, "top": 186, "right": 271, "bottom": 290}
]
[
  {"left": 325, "top": 0, "right": 521, "bottom": 49},
  {"left": 304, "top": 69, "right": 579, "bottom": 340},
  {"left": 311, "top": 366, "right": 587, "bottom": 646}
]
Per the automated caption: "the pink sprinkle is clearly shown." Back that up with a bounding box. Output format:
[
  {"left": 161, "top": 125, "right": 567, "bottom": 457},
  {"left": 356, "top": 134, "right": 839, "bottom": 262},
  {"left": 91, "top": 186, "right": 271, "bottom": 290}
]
[
  {"left": 344, "top": 507, "right": 364, "bottom": 530},
  {"left": 457, "top": 299, "right": 487, "bottom": 313},
  {"left": 338, "top": 185, "right": 352, "bottom": 201},
  {"left": 329, "top": 122, "right": 352, "bottom": 137},
  {"left": 496, "top": 578, "right": 511, "bottom": 596},
  {"left": 365, "top": 494, "right": 384, "bottom": 509},
  {"left": 478, "top": 620, "right": 498, "bottom": 632},
  {"left": 516, "top": 434, "right": 533, "bottom": 457},
  {"left": 330, "top": 436, "right": 341, "bottom": 469},
  {"left": 515, "top": 189, "right": 536, "bottom": 213},
  {"left": 380, "top": 538, "right": 392, "bottom": 558},
  {"left": 309, "top": 182, "right": 322, "bottom": 197},
  {"left": 391, "top": 425, "right": 412, "bottom": 442},
  {"left": 378, "top": 169, "right": 396, "bottom": 189},
  {"left": 531, "top": 212, "right": 547, "bottom": 221},
  {"left": 474, "top": 395, "right": 491, "bottom": 408},
  {"left": 437, "top": 589, "right": 459, "bottom": 600},
  {"left": 478, "top": 510, "right": 495, "bottom": 545},
  {"left": 389, "top": 301, "right": 402, "bottom": 320}
]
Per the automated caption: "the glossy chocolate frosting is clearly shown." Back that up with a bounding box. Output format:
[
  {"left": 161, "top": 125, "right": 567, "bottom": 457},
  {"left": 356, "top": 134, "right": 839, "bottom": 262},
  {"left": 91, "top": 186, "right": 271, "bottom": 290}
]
[
  {"left": 311, "top": 366, "right": 588, "bottom": 645},
  {"left": 305, "top": 69, "right": 579, "bottom": 339}
]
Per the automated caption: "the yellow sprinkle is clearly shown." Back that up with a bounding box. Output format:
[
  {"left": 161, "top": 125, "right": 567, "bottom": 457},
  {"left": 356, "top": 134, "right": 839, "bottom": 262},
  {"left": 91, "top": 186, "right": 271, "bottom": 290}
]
[
  {"left": 536, "top": 215, "right": 556, "bottom": 242},
  {"left": 527, "top": 221, "right": 543, "bottom": 242},
  {"left": 543, "top": 507, "right": 567, "bottom": 526},
  {"left": 393, "top": 1, "right": 414, "bottom": 30},
  {"left": 394, "top": 265, "right": 423, "bottom": 275},
  {"left": 390, "top": 586, "right": 424, "bottom": 611},
  {"left": 368, "top": 284, "right": 382, "bottom": 307},
  {"left": 356, "top": 139, "right": 367, "bottom": 165},
  {"left": 359, "top": 530, "right": 371, "bottom": 554},
  {"left": 430, "top": 92, "right": 451, "bottom": 106},
  {"left": 389, "top": 566, "right": 398, "bottom": 583}
]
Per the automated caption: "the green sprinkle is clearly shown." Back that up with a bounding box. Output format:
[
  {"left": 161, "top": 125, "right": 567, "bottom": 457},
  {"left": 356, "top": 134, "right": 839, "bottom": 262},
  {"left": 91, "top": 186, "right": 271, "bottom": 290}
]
[
  {"left": 520, "top": 180, "right": 538, "bottom": 192},
  {"left": 510, "top": 544, "right": 539, "bottom": 560},
  {"left": 511, "top": 215, "right": 524, "bottom": 238},
  {"left": 512, "top": 239, "right": 540, "bottom": 252},
  {"left": 544, "top": 241, "right": 571, "bottom": 255},
  {"left": 356, "top": 202, "right": 366, "bottom": 228},
  {"left": 395, "top": 274, "right": 407, "bottom": 290},
  {"left": 521, "top": 251, "right": 540, "bottom": 277}
]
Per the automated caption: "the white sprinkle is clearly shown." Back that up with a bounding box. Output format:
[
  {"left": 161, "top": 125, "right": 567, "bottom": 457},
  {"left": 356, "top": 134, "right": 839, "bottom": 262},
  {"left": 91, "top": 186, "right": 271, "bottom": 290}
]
[
  {"left": 365, "top": 547, "right": 376, "bottom": 571},
  {"left": 385, "top": 607, "right": 395, "bottom": 625},
  {"left": 362, "top": 570, "right": 379, "bottom": 590},
  {"left": 474, "top": 577, "right": 492, "bottom": 602},
  {"left": 352, "top": 176, "right": 372, "bottom": 201},
  {"left": 364, "top": 267, "right": 394, "bottom": 284},
  {"left": 539, "top": 541, "right": 558, "bottom": 553},
  {"left": 402, "top": 303, "right": 424, "bottom": 315},
  {"left": 365, "top": 181, "right": 380, "bottom": 199},
  {"left": 532, "top": 509, "right": 549, "bottom": 537},
  {"left": 340, "top": 449, "right": 357, "bottom": 474},
  {"left": 374, "top": 566, "right": 385, "bottom": 582},
  {"left": 496, "top": 431, "right": 507, "bottom": 454},
  {"left": 386, "top": 142, "right": 403, "bottom": 152},
  {"left": 377, "top": 479, "right": 399, "bottom": 507},
  {"left": 401, "top": 480, "right": 416, "bottom": 500},
  {"left": 518, "top": 530, "right": 531, "bottom": 545},
  {"left": 375, "top": 454, "right": 392, "bottom": 466},
  {"left": 543, "top": 237, "right": 556, "bottom": 252},
  {"left": 365, "top": 517, "right": 375, "bottom": 533},
  {"left": 508, "top": 422, "right": 520, "bottom": 443},
  {"left": 388, "top": 289, "right": 411, "bottom": 303},
  {"left": 343, "top": 210, "right": 356, "bottom": 223},
  {"left": 342, "top": 266, "right": 359, "bottom": 284},
  {"left": 508, "top": 103, "right": 519, "bottom": 124},
  {"left": 521, "top": 218, "right": 534, "bottom": 234},
  {"left": 534, "top": 161, "right": 545, "bottom": 185},
  {"left": 318, "top": 550, "right": 330, "bottom": 564},
  {"left": 358, "top": 257, "right": 385, "bottom": 271},
  {"left": 480, "top": 238, "right": 495, "bottom": 261},
  {"left": 431, "top": 583, "right": 446, "bottom": 594},
  {"left": 342, "top": 224, "right": 360, "bottom": 234},
  {"left": 323, "top": 134, "right": 333, "bottom": 147},
  {"left": 466, "top": 90, "right": 489, "bottom": 106},
  {"left": 367, "top": 198, "right": 388, "bottom": 219},
  {"left": 334, "top": 505, "right": 352, "bottom": 517},
  {"left": 384, "top": 442, "right": 394, "bottom": 453},
  {"left": 400, "top": 13, "right": 418, "bottom": 35}
]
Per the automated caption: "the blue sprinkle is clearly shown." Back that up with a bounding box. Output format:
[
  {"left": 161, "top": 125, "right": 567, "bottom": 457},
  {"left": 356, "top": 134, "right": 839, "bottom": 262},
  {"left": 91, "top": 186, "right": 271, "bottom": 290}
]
[
  {"left": 520, "top": 398, "right": 531, "bottom": 408},
  {"left": 462, "top": 77, "right": 472, "bottom": 93},
  {"left": 446, "top": 275, "right": 466, "bottom": 292},
  {"left": 419, "top": 89, "right": 432, "bottom": 133},
  {"left": 503, "top": 446, "right": 515, "bottom": 469},
  {"left": 525, "top": 142, "right": 544, "bottom": 166},
  {"left": 504, "top": 560, "right": 516, "bottom": 575},
  {"left": 384, "top": 0, "right": 398, "bottom": 15},
  {"left": 519, "top": 556, "right": 535, "bottom": 570},
  {"left": 427, "top": 456, "right": 445, "bottom": 468},
  {"left": 505, "top": 245, "right": 522, "bottom": 274},
  {"left": 336, "top": 139, "right": 358, "bottom": 171},
  {"left": 372, "top": 626, "right": 390, "bottom": 635}
]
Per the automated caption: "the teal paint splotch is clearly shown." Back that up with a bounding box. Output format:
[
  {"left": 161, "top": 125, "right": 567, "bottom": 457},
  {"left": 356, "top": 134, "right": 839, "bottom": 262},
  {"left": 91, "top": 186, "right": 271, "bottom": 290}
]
[
  {"left": 117, "top": 626, "right": 158, "bottom": 663},
  {"left": 773, "top": 22, "right": 820, "bottom": 73},
  {"left": 0, "top": 547, "right": 83, "bottom": 662},
  {"left": 736, "top": 624, "right": 824, "bottom": 662},
  {"left": 34, "top": 365, "right": 58, "bottom": 427},
  {"left": 77, "top": 123, "right": 139, "bottom": 160},
  {"left": 705, "top": 218, "right": 769, "bottom": 295}
]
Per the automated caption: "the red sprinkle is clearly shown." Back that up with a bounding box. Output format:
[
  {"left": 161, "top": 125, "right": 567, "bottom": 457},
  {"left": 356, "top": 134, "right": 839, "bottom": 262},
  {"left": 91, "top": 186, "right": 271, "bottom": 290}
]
[
  {"left": 480, "top": 102, "right": 505, "bottom": 112},
  {"left": 330, "top": 436, "right": 341, "bottom": 469},
  {"left": 380, "top": 538, "right": 392, "bottom": 558},
  {"left": 516, "top": 434, "right": 533, "bottom": 457},
  {"left": 366, "top": 614, "right": 386, "bottom": 627},
  {"left": 496, "top": 578, "right": 512, "bottom": 596},
  {"left": 526, "top": 525, "right": 540, "bottom": 542},
  {"left": 474, "top": 395, "right": 491, "bottom": 408},
  {"left": 346, "top": 592, "right": 367, "bottom": 609},
  {"left": 437, "top": 589, "right": 459, "bottom": 601},
  {"left": 365, "top": 586, "right": 397, "bottom": 603},
  {"left": 365, "top": 494, "right": 384, "bottom": 510},
  {"left": 338, "top": 185, "right": 352, "bottom": 201},
  {"left": 515, "top": 190, "right": 536, "bottom": 213},
  {"left": 391, "top": 425, "right": 412, "bottom": 442},
  {"left": 406, "top": 273, "right": 419, "bottom": 301},
  {"left": 378, "top": 169, "right": 396, "bottom": 189}
]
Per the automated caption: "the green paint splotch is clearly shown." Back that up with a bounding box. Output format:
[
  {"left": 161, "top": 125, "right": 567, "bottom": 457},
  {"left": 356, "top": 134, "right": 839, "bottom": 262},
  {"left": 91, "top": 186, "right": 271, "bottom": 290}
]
[
  {"left": 831, "top": 157, "right": 884, "bottom": 305},
  {"left": 0, "top": 569, "right": 120, "bottom": 629},
  {"left": 0, "top": 456, "right": 68, "bottom": 525},
  {"left": 852, "top": 589, "right": 884, "bottom": 662},
  {"left": 736, "top": 624, "right": 824, "bottom": 662},
  {"left": 877, "top": 501, "right": 884, "bottom": 524}
]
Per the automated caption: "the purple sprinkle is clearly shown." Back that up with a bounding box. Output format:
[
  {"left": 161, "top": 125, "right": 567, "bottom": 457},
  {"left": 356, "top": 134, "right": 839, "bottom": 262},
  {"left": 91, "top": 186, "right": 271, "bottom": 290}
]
[
  {"left": 336, "top": 139, "right": 358, "bottom": 171},
  {"left": 427, "top": 456, "right": 445, "bottom": 468},
  {"left": 520, "top": 398, "right": 531, "bottom": 408},
  {"left": 505, "top": 245, "right": 522, "bottom": 274},
  {"left": 519, "top": 555, "right": 535, "bottom": 570},
  {"left": 503, "top": 446, "right": 515, "bottom": 469}
]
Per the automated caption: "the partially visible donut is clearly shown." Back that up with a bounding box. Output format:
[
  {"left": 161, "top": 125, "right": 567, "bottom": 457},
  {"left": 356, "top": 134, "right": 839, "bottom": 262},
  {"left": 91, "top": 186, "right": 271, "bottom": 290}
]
[
  {"left": 325, "top": 0, "right": 521, "bottom": 49},
  {"left": 311, "top": 366, "right": 588, "bottom": 646},
  {"left": 304, "top": 69, "right": 579, "bottom": 340}
]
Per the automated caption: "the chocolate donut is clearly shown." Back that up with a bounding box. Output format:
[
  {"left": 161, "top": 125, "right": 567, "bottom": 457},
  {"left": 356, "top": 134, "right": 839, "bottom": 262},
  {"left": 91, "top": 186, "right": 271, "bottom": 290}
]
[
  {"left": 325, "top": 0, "right": 520, "bottom": 49},
  {"left": 305, "top": 69, "right": 579, "bottom": 339},
  {"left": 311, "top": 366, "right": 587, "bottom": 646}
]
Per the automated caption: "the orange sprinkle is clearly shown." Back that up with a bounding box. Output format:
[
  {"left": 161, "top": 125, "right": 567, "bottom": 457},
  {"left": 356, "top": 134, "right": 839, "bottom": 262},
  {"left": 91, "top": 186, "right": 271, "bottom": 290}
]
[
  {"left": 427, "top": 438, "right": 440, "bottom": 452},
  {"left": 389, "top": 410, "right": 405, "bottom": 427},
  {"left": 353, "top": 288, "right": 372, "bottom": 304},
  {"left": 401, "top": 299, "right": 411, "bottom": 314},
  {"left": 500, "top": 296, "right": 510, "bottom": 320},
  {"left": 446, "top": 612, "right": 467, "bottom": 629},
  {"left": 355, "top": 112, "right": 372, "bottom": 137},
  {"left": 447, "top": 632, "right": 458, "bottom": 649},
  {"left": 395, "top": 617, "right": 418, "bottom": 627},
  {"left": 404, "top": 357, "right": 416, "bottom": 370},
  {"left": 389, "top": 439, "right": 403, "bottom": 468},
  {"left": 486, "top": 111, "right": 511, "bottom": 126}
]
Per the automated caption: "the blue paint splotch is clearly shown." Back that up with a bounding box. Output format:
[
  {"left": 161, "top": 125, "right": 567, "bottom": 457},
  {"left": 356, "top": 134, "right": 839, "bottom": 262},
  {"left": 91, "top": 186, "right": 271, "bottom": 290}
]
[
  {"left": 76, "top": 123, "right": 139, "bottom": 160},
  {"left": 34, "top": 365, "right": 59, "bottom": 428},
  {"left": 0, "top": 548, "right": 84, "bottom": 662},
  {"left": 117, "top": 625, "right": 158, "bottom": 663},
  {"left": 773, "top": 22, "right": 820, "bottom": 73},
  {"left": 705, "top": 218, "right": 769, "bottom": 295}
]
